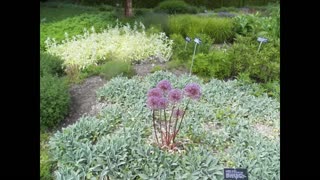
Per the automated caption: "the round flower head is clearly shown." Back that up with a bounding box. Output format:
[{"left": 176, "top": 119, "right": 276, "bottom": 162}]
[
  {"left": 147, "top": 96, "right": 161, "bottom": 110},
  {"left": 157, "top": 80, "right": 172, "bottom": 93},
  {"left": 168, "top": 89, "right": 183, "bottom": 103},
  {"left": 147, "top": 88, "right": 163, "bottom": 98},
  {"left": 184, "top": 83, "right": 201, "bottom": 100},
  {"left": 158, "top": 97, "right": 168, "bottom": 109},
  {"left": 173, "top": 108, "right": 184, "bottom": 118}
]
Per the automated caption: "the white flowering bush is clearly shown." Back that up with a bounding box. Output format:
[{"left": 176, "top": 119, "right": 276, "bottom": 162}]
[
  {"left": 49, "top": 71, "right": 279, "bottom": 179},
  {"left": 45, "top": 22, "right": 173, "bottom": 70}
]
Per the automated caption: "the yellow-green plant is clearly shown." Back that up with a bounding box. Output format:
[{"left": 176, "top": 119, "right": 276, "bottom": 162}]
[{"left": 46, "top": 22, "right": 173, "bottom": 70}]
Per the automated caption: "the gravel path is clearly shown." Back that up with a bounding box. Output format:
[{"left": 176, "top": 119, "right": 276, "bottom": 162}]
[{"left": 57, "top": 76, "right": 107, "bottom": 130}]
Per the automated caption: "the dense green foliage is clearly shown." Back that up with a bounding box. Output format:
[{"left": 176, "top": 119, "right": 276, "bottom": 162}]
[
  {"left": 233, "top": 5, "right": 280, "bottom": 40},
  {"left": 169, "top": 15, "right": 234, "bottom": 43},
  {"left": 154, "top": 0, "right": 197, "bottom": 14},
  {"left": 139, "top": 12, "right": 170, "bottom": 34},
  {"left": 40, "top": 51, "right": 70, "bottom": 130},
  {"left": 40, "top": 52, "right": 65, "bottom": 77},
  {"left": 40, "top": 75, "right": 70, "bottom": 129},
  {"left": 193, "top": 51, "right": 232, "bottom": 79},
  {"left": 41, "top": 132, "right": 54, "bottom": 180},
  {"left": 40, "top": 12, "right": 115, "bottom": 51},
  {"left": 99, "top": 61, "right": 136, "bottom": 80},
  {"left": 169, "top": 33, "right": 213, "bottom": 70},
  {"left": 40, "top": 2, "right": 99, "bottom": 23},
  {"left": 229, "top": 36, "right": 280, "bottom": 82},
  {"left": 188, "top": 35, "right": 279, "bottom": 83}
]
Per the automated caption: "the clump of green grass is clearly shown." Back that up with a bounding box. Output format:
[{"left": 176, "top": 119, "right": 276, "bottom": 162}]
[
  {"left": 168, "top": 15, "right": 234, "bottom": 43},
  {"left": 99, "top": 61, "right": 136, "bottom": 80}
]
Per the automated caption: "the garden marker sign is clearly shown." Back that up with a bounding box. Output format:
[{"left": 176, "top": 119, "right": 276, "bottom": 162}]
[
  {"left": 189, "top": 37, "right": 201, "bottom": 75},
  {"left": 224, "top": 168, "right": 248, "bottom": 180},
  {"left": 257, "top": 37, "right": 268, "bottom": 52},
  {"left": 185, "top": 36, "right": 191, "bottom": 50},
  {"left": 194, "top": 38, "right": 202, "bottom": 45}
]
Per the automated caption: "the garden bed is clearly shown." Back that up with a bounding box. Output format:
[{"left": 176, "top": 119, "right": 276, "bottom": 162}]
[{"left": 48, "top": 71, "right": 280, "bottom": 179}]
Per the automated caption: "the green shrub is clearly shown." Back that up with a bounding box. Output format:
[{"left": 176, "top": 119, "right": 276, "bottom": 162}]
[
  {"left": 140, "top": 12, "right": 169, "bottom": 34},
  {"left": 236, "top": 72, "right": 252, "bottom": 84},
  {"left": 229, "top": 36, "right": 280, "bottom": 82},
  {"left": 40, "top": 12, "right": 115, "bottom": 51},
  {"left": 154, "top": 0, "right": 197, "bottom": 14},
  {"left": 40, "top": 149, "right": 53, "bottom": 180},
  {"left": 269, "top": 4, "right": 280, "bottom": 39},
  {"left": 99, "top": 61, "right": 136, "bottom": 80},
  {"left": 233, "top": 6, "right": 280, "bottom": 41},
  {"left": 261, "top": 80, "right": 280, "bottom": 101},
  {"left": 40, "top": 75, "right": 70, "bottom": 129},
  {"left": 193, "top": 51, "right": 232, "bottom": 79},
  {"left": 168, "top": 15, "right": 234, "bottom": 43},
  {"left": 40, "top": 52, "right": 64, "bottom": 77},
  {"left": 40, "top": 132, "right": 54, "bottom": 180},
  {"left": 134, "top": 8, "right": 153, "bottom": 16}
]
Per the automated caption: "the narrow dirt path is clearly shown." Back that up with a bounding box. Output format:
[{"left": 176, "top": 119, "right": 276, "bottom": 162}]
[{"left": 58, "top": 76, "right": 107, "bottom": 130}]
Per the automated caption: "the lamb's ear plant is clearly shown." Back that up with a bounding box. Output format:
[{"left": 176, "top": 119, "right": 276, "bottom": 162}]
[
  {"left": 48, "top": 71, "right": 279, "bottom": 179},
  {"left": 146, "top": 79, "right": 201, "bottom": 150}
]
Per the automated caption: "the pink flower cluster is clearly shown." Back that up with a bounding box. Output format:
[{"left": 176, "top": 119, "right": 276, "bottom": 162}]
[
  {"left": 147, "top": 80, "right": 201, "bottom": 110},
  {"left": 184, "top": 83, "right": 201, "bottom": 100},
  {"left": 147, "top": 79, "right": 201, "bottom": 149}
]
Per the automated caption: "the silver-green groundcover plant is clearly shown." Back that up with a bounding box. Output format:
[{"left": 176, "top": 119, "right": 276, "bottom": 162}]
[
  {"left": 49, "top": 71, "right": 279, "bottom": 179},
  {"left": 147, "top": 80, "right": 201, "bottom": 150}
]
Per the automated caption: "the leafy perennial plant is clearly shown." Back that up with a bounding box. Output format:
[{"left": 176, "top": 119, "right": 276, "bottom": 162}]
[
  {"left": 45, "top": 22, "right": 173, "bottom": 70},
  {"left": 147, "top": 80, "right": 201, "bottom": 150}
]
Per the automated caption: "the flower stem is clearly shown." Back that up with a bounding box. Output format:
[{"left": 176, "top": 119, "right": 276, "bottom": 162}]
[
  {"left": 174, "top": 99, "right": 191, "bottom": 142},
  {"left": 168, "top": 106, "right": 175, "bottom": 144},
  {"left": 159, "top": 110, "right": 163, "bottom": 145},
  {"left": 172, "top": 115, "right": 179, "bottom": 143},
  {"left": 152, "top": 110, "right": 159, "bottom": 144},
  {"left": 164, "top": 108, "right": 169, "bottom": 145}
]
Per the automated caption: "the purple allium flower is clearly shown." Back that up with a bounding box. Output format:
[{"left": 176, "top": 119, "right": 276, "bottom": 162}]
[
  {"left": 157, "top": 80, "right": 172, "bottom": 93},
  {"left": 158, "top": 97, "right": 168, "bottom": 109},
  {"left": 173, "top": 108, "right": 184, "bottom": 118},
  {"left": 168, "top": 89, "right": 183, "bottom": 103},
  {"left": 147, "top": 88, "right": 163, "bottom": 98},
  {"left": 147, "top": 96, "right": 160, "bottom": 110},
  {"left": 147, "top": 96, "right": 168, "bottom": 110},
  {"left": 184, "top": 83, "right": 201, "bottom": 100}
]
